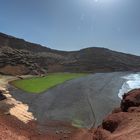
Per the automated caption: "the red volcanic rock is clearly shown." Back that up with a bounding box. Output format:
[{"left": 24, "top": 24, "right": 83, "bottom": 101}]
[
  {"left": 68, "top": 89, "right": 140, "bottom": 140},
  {"left": 98, "top": 89, "right": 140, "bottom": 140},
  {"left": 112, "top": 107, "right": 122, "bottom": 114},
  {"left": 102, "top": 112, "right": 126, "bottom": 133},
  {"left": 128, "top": 107, "right": 140, "bottom": 113},
  {"left": 0, "top": 91, "right": 6, "bottom": 101},
  {"left": 92, "top": 128, "right": 110, "bottom": 140},
  {"left": 121, "top": 89, "right": 140, "bottom": 111},
  {"left": 106, "top": 111, "right": 140, "bottom": 140}
]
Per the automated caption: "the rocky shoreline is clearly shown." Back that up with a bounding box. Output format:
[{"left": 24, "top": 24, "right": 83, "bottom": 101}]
[{"left": 72, "top": 89, "right": 140, "bottom": 140}]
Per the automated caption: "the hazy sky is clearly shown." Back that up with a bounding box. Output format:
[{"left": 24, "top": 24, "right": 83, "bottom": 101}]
[{"left": 0, "top": 0, "right": 140, "bottom": 55}]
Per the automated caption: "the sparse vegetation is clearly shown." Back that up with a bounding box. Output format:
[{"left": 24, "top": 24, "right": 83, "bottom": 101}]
[{"left": 11, "top": 73, "right": 87, "bottom": 93}]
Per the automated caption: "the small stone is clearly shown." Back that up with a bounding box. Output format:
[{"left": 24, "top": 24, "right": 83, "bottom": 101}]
[
  {"left": 4, "top": 112, "right": 10, "bottom": 115},
  {"left": 63, "top": 135, "right": 68, "bottom": 138},
  {"left": 5, "top": 91, "right": 9, "bottom": 94},
  {"left": 56, "top": 131, "right": 60, "bottom": 134},
  {"left": 67, "top": 131, "right": 71, "bottom": 134},
  {"left": 59, "top": 130, "right": 63, "bottom": 133}
]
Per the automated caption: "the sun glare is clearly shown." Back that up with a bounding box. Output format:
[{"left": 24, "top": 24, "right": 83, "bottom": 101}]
[{"left": 94, "top": 0, "right": 118, "bottom": 4}]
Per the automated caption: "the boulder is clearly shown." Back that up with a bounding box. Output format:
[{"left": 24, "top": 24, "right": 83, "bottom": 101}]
[
  {"left": 0, "top": 91, "right": 6, "bottom": 101},
  {"left": 121, "top": 89, "right": 140, "bottom": 111}
]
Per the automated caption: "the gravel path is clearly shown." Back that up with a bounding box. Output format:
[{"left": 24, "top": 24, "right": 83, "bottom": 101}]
[{"left": 9, "top": 72, "right": 130, "bottom": 128}]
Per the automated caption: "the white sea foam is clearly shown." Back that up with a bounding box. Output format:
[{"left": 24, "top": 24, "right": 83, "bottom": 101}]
[{"left": 118, "top": 73, "right": 140, "bottom": 99}]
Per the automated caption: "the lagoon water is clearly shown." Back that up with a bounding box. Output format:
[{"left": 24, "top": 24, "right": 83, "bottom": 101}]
[{"left": 118, "top": 73, "right": 140, "bottom": 99}]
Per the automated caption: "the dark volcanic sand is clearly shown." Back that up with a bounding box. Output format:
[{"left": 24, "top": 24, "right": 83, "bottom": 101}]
[{"left": 9, "top": 72, "right": 130, "bottom": 128}]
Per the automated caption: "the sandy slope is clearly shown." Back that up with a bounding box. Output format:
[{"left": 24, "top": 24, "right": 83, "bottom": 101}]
[{"left": 0, "top": 75, "right": 35, "bottom": 123}]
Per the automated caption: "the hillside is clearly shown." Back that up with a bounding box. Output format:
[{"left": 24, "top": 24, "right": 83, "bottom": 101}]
[{"left": 0, "top": 32, "right": 140, "bottom": 75}]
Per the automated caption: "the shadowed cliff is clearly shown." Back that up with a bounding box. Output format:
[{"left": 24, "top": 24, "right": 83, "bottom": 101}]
[{"left": 1, "top": 32, "right": 140, "bottom": 75}]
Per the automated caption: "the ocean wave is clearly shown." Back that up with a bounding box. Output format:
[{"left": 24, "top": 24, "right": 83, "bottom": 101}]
[{"left": 118, "top": 73, "right": 140, "bottom": 99}]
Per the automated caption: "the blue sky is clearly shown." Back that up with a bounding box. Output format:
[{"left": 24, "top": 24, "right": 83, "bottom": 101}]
[{"left": 0, "top": 0, "right": 140, "bottom": 55}]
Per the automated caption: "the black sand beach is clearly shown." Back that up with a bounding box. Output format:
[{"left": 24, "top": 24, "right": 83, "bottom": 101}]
[{"left": 9, "top": 72, "right": 130, "bottom": 128}]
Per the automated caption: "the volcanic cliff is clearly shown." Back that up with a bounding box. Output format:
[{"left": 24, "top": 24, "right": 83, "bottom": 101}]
[{"left": 1, "top": 32, "right": 140, "bottom": 75}]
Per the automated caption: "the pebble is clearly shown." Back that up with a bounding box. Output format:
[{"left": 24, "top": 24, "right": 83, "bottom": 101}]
[{"left": 4, "top": 112, "right": 10, "bottom": 115}]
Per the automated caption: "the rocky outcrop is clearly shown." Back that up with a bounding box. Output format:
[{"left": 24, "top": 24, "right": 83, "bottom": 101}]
[
  {"left": 0, "top": 47, "right": 47, "bottom": 75},
  {"left": 0, "top": 91, "right": 6, "bottom": 101},
  {"left": 121, "top": 89, "right": 140, "bottom": 111},
  {"left": 93, "top": 89, "right": 140, "bottom": 140},
  {"left": 69, "top": 89, "right": 140, "bottom": 140}
]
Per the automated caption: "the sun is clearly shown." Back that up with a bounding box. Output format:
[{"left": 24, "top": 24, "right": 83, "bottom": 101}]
[
  {"left": 94, "top": 0, "right": 117, "bottom": 3},
  {"left": 94, "top": 0, "right": 121, "bottom": 6},
  {"left": 94, "top": 0, "right": 99, "bottom": 2}
]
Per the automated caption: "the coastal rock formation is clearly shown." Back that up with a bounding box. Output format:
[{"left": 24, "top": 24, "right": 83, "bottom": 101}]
[
  {"left": 74, "top": 88, "right": 140, "bottom": 140},
  {"left": 121, "top": 89, "right": 140, "bottom": 111}
]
